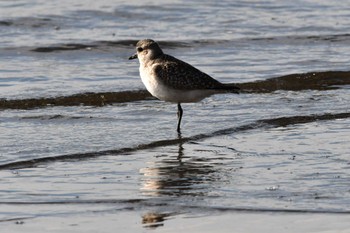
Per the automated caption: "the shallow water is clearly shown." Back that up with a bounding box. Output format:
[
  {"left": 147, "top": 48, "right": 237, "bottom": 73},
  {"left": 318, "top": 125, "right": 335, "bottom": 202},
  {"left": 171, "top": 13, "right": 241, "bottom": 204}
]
[{"left": 1, "top": 0, "right": 350, "bottom": 232}]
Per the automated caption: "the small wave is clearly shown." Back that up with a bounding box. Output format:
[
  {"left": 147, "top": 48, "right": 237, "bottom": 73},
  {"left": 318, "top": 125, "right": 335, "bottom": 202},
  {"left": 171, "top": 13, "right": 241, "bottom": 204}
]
[
  {"left": 25, "top": 33, "right": 350, "bottom": 53},
  {"left": 21, "top": 114, "right": 87, "bottom": 121},
  {"left": 0, "top": 71, "right": 349, "bottom": 110},
  {"left": 238, "top": 70, "right": 350, "bottom": 93},
  {"left": 30, "top": 40, "right": 191, "bottom": 53},
  {"left": 0, "top": 17, "right": 58, "bottom": 29},
  {"left": 0, "top": 90, "right": 152, "bottom": 110},
  {"left": 0, "top": 20, "right": 13, "bottom": 26},
  {"left": 249, "top": 33, "right": 350, "bottom": 44},
  {"left": 0, "top": 112, "right": 348, "bottom": 170},
  {"left": 182, "top": 204, "right": 350, "bottom": 214},
  {"left": 0, "top": 198, "right": 349, "bottom": 215},
  {"left": 31, "top": 44, "right": 98, "bottom": 52},
  {"left": 0, "top": 33, "right": 346, "bottom": 53}
]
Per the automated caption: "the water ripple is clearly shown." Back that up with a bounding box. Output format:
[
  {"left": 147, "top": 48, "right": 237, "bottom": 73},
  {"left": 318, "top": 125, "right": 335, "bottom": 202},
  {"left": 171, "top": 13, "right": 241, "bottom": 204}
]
[
  {"left": 1, "top": 70, "right": 349, "bottom": 110},
  {"left": 0, "top": 111, "right": 349, "bottom": 170}
]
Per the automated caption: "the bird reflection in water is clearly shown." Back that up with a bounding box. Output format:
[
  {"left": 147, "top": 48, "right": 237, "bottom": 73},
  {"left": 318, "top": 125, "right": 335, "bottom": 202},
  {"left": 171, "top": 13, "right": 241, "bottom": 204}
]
[
  {"left": 140, "top": 135, "right": 218, "bottom": 197},
  {"left": 140, "top": 133, "right": 221, "bottom": 228},
  {"left": 142, "top": 212, "right": 172, "bottom": 229}
]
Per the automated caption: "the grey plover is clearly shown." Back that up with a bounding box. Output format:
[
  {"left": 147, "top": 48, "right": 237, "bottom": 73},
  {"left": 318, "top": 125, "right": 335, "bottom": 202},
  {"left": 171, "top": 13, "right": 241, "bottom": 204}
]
[{"left": 129, "top": 39, "right": 239, "bottom": 132}]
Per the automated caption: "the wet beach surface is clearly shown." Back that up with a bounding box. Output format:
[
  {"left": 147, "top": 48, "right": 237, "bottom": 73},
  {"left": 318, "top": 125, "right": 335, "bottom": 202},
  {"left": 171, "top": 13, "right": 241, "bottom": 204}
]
[{"left": 1, "top": 1, "right": 350, "bottom": 232}]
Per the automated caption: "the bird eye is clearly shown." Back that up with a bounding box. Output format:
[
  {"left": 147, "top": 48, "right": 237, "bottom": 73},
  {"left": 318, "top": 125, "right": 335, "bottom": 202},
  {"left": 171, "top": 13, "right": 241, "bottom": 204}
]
[{"left": 137, "top": 47, "right": 143, "bottom": 52}]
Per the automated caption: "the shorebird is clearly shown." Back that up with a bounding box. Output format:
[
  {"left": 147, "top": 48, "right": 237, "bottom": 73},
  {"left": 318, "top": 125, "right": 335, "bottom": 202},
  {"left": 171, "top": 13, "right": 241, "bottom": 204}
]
[{"left": 129, "top": 39, "right": 239, "bottom": 132}]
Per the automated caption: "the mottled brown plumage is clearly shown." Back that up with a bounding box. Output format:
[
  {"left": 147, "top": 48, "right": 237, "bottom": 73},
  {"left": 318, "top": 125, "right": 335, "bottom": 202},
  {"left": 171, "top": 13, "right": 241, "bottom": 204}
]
[
  {"left": 129, "top": 39, "right": 239, "bottom": 132},
  {"left": 153, "top": 54, "right": 225, "bottom": 90}
]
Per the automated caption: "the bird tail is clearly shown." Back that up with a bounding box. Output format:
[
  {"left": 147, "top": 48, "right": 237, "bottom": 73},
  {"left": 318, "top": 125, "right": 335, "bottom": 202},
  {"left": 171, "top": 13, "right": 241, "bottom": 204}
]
[{"left": 219, "top": 83, "right": 240, "bottom": 94}]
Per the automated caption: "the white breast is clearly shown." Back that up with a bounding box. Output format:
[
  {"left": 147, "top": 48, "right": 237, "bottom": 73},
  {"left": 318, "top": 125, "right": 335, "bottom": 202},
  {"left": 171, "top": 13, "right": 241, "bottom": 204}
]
[
  {"left": 139, "top": 64, "right": 217, "bottom": 103},
  {"left": 139, "top": 64, "right": 159, "bottom": 97}
]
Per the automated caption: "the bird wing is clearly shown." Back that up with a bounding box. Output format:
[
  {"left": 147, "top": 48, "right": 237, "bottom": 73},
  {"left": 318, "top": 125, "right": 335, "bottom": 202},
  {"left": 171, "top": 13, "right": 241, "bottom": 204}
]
[{"left": 153, "top": 54, "right": 223, "bottom": 90}]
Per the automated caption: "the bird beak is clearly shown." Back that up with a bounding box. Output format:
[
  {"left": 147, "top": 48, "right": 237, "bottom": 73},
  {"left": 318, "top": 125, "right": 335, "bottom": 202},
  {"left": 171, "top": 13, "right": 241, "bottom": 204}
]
[{"left": 128, "top": 53, "right": 138, "bottom": 60}]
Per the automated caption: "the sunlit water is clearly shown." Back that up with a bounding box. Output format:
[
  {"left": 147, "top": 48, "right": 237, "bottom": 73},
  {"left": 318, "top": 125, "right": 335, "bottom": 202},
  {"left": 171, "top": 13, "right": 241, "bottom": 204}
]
[{"left": 1, "top": 0, "right": 350, "bottom": 232}]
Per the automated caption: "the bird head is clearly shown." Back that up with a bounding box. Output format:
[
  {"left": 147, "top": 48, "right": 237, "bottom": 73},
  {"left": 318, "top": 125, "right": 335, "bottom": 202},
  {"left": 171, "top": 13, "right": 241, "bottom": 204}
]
[{"left": 129, "top": 39, "right": 163, "bottom": 64}]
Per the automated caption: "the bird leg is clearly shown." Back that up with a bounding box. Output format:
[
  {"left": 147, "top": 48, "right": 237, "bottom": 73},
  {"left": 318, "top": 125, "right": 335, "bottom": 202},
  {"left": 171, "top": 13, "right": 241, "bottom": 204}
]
[{"left": 177, "top": 103, "right": 183, "bottom": 133}]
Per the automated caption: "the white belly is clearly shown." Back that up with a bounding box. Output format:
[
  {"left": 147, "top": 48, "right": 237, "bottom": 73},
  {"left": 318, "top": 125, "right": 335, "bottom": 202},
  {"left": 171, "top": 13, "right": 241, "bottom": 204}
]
[{"left": 139, "top": 65, "right": 215, "bottom": 103}]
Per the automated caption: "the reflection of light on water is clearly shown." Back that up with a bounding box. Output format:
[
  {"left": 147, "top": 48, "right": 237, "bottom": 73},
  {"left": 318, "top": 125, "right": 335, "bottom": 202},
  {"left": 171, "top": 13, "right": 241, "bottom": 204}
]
[{"left": 140, "top": 163, "right": 162, "bottom": 196}]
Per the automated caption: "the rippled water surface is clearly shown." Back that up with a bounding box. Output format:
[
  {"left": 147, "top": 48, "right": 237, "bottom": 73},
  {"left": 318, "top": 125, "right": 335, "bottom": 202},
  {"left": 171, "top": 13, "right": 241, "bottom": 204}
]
[{"left": 1, "top": 0, "right": 350, "bottom": 232}]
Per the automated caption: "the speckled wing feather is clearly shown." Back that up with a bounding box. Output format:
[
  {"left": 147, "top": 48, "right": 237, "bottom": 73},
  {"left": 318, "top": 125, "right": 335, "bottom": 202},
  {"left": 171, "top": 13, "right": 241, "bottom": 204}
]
[{"left": 153, "top": 54, "right": 224, "bottom": 90}]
